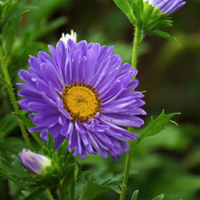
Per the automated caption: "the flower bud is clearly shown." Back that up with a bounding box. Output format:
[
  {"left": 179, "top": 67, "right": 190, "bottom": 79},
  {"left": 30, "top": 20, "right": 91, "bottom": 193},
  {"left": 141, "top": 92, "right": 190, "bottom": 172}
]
[
  {"left": 19, "top": 149, "right": 51, "bottom": 175},
  {"left": 113, "top": 0, "right": 185, "bottom": 43},
  {"left": 60, "top": 30, "right": 77, "bottom": 45},
  {"left": 145, "top": 0, "right": 186, "bottom": 16}
]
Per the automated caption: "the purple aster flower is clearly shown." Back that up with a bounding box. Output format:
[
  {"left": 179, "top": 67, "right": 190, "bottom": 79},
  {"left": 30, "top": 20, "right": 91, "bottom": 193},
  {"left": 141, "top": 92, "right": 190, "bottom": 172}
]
[
  {"left": 146, "top": 0, "right": 186, "bottom": 15},
  {"left": 19, "top": 149, "right": 51, "bottom": 175},
  {"left": 18, "top": 39, "right": 146, "bottom": 161}
]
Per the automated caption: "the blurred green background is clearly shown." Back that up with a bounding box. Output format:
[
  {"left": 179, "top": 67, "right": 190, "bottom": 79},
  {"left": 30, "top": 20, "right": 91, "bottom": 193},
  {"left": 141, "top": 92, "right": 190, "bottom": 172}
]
[{"left": 0, "top": 0, "right": 200, "bottom": 199}]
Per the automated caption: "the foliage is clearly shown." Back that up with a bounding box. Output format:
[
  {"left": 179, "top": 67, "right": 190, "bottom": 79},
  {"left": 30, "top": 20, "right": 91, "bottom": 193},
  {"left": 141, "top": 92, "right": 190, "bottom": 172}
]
[
  {"left": 79, "top": 180, "right": 121, "bottom": 200},
  {"left": 0, "top": 0, "right": 199, "bottom": 199},
  {"left": 113, "top": 0, "right": 178, "bottom": 43},
  {"left": 131, "top": 110, "right": 180, "bottom": 150},
  {"left": 131, "top": 190, "right": 165, "bottom": 200},
  {"left": 0, "top": 0, "right": 18, "bottom": 28}
]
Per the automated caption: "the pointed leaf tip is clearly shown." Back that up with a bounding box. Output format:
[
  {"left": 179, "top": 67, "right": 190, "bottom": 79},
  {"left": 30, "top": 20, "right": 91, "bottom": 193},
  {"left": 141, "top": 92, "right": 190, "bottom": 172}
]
[
  {"left": 131, "top": 110, "right": 180, "bottom": 150},
  {"left": 152, "top": 194, "right": 165, "bottom": 200},
  {"left": 131, "top": 190, "right": 139, "bottom": 200}
]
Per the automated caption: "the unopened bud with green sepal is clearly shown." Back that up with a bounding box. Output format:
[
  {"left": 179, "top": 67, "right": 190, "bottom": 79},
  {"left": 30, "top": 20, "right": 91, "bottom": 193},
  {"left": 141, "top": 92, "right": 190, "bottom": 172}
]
[
  {"left": 113, "top": 0, "right": 186, "bottom": 44},
  {"left": 19, "top": 149, "right": 51, "bottom": 175},
  {"left": 18, "top": 138, "right": 75, "bottom": 189},
  {"left": 145, "top": 0, "right": 185, "bottom": 16}
]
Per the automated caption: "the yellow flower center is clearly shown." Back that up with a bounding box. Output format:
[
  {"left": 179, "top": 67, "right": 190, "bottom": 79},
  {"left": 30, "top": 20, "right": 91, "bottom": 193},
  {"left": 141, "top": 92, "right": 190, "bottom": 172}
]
[{"left": 62, "top": 83, "right": 101, "bottom": 122}]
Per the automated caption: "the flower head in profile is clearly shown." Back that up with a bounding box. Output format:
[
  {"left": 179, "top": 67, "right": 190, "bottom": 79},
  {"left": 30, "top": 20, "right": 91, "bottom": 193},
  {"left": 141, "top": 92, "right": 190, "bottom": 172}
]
[
  {"left": 19, "top": 149, "right": 51, "bottom": 175},
  {"left": 145, "top": 0, "right": 186, "bottom": 15},
  {"left": 18, "top": 38, "right": 146, "bottom": 161}
]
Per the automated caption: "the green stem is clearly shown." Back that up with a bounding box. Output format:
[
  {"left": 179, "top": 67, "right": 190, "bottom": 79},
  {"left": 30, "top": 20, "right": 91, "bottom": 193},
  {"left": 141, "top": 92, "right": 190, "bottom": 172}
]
[
  {"left": 0, "top": 45, "right": 32, "bottom": 150},
  {"left": 45, "top": 189, "right": 54, "bottom": 200},
  {"left": 58, "top": 180, "right": 65, "bottom": 200},
  {"left": 68, "top": 159, "right": 75, "bottom": 200},
  {"left": 119, "top": 149, "right": 132, "bottom": 200},
  {"left": 131, "top": 26, "right": 141, "bottom": 69},
  {"left": 119, "top": 26, "right": 142, "bottom": 200}
]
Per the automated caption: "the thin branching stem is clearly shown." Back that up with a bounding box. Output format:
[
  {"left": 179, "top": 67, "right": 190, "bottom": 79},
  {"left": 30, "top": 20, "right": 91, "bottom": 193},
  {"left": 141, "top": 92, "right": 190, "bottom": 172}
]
[
  {"left": 119, "top": 25, "right": 142, "bottom": 200},
  {"left": 68, "top": 159, "right": 75, "bottom": 200},
  {"left": 0, "top": 45, "right": 32, "bottom": 150},
  {"left": 45, "top": 189, "right": 54, "bottom": 200},
  {"left": 132, "top": 26, "right": 141, "bottom": 69}
]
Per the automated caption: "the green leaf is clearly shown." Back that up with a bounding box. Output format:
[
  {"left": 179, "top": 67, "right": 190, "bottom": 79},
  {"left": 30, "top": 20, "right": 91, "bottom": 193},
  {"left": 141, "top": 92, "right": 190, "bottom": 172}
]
[
  {"left": 0, "top": 114, "right": 18, "bottom": 137},
  {"left": 101, "top": 179, "right": 122, "bottom": 193},
  {"left": 41, "top": 132, "right": 56, "bottom": 157},
  {"left": 131, "top": 2, "right": 142, "bottom": 26},
  {"left": 131, "top": 110, "right": 180, "bottom": 150},
  {"left": 0, "top": 0, "right": 18, "bottom": 27},
  {"left": 146, "top": 18, "right": 172, "bottom": 32},
  {"left": 0, "top": 137, "right": 25, "bottom": 154},
  {"left": 145, "top": 13, "right": 164, "bottom": 30},
  {"left": 113, "top": 0, "right": 129, "bottom": 14},
  {"left": 131, "top": 190, "right": 139, "bottom": 200},
  {"left": 0, "top": 168, "right": 28, "bottom": 189},
  {"left": 154, "top": 19, "right": 173, "bottom": 28},
  {"left": 46, "top": 132, "right": 55, "bottom": 152},
  {"left": 57, "top": 138, "right": 69, "bottom": 158},
  {"left": 79, "top": 180, "right": 121, "bottom": 200},
  {"left": 0, "top": 155, "right": 30, "bottom": 189},
  {"left": 113, "top": 0, "right": 124, "bottom": 11},
  {"left": 136, "top": 0, "right": 144, "bottom": 12},
  {"left": 31, "top": 17, "right": 67, "bottom": 40},
  {"left": 12, "top": 112, "right": 33, "bottom": 129},
  {"left": 0, "top": 4, "right": 2, "bottom": 22},
  {"left": 143, "top": 3, "right": 154, "bottom": 25},
  {"left": 3, "top": 10, "right": 29, "bottom": 56},
  {"left": 12, "top": 112, "right": 43, "bottom": 145},
  {"left": 78, "top": 183, "right": 111, "bottom": 200},
  {"left": 150, "top": 6, "right": 161, "bottom": 18},
  {"left": 57, "top": 163, "right": 75, "bottom": 199},
  {"left": 152, "top": 194, "right": 165, "bottom": 200},
  {"left": 0, "top": 74, "right": 8, "bottom": 86},
  {"left": 113, "top": 0, "right": 179, "bottom": 44},
  {"left": 23, "top": 187, "right": 46, "bottom": 200},
  {"left": 113, "top": 0, "right": 137, "bottom": 25},
  {"left": 0, "top": 155, "right": 27, "bottom": 177},
  {"left": 74, "top": 159, "right": 81, "bottom": 181},
  {"left": 153, "top": 31, "right": 179, "bottom": 45}
]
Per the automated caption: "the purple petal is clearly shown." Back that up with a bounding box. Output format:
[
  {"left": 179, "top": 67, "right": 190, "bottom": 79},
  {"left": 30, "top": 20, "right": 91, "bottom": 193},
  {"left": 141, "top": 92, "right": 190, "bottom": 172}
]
[{"left": 33, "top": 112, "right": 59, "bottom": 127}]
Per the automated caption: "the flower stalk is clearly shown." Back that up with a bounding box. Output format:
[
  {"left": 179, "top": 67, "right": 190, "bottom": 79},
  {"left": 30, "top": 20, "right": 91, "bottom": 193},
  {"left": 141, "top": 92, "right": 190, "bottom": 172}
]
[
  {"left": 68, "top": 158, "right": 75, "bottom": 200},
  {"left": 0, "top": 45, "right": 32, "bottom": 150},
  {"left": 45, "top": 189, "right": 54, "bottom": 200},
  {"left": 119, "top": 148, "right": 132, "bottom": 200},
  {"left": 132, "top": 26, "right": 141, "bottom": 70},
  {"left": 119, "top": 25, "right": 142, "bottom": 200}
]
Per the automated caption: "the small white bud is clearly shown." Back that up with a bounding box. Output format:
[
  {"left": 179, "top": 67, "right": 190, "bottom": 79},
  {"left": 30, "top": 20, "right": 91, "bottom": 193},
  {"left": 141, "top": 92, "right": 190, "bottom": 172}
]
[{"left": 60, "top": 30, "right": 77, "bottom": 46}]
